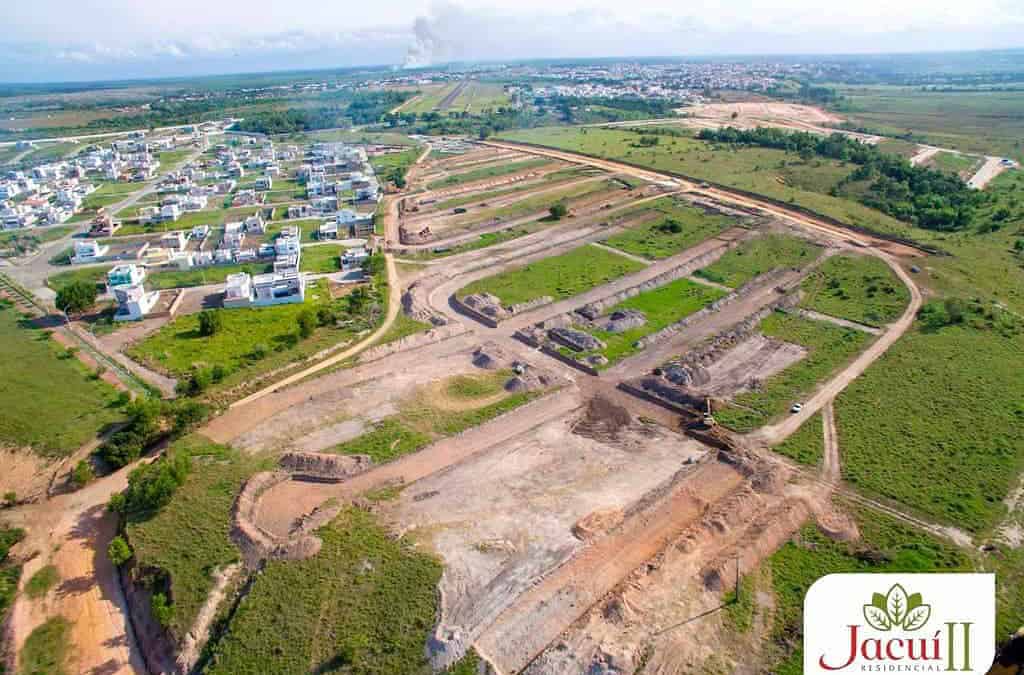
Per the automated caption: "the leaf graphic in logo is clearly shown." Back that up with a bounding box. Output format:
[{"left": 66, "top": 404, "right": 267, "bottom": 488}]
[
  {"left": 864, "top": 604, "right": 893, "bottom": 631},
  {"left": 885, "top": 584, "right": 909, "bottom": 626},
  {"left": 902, "top": 604, "right": 931, "bottom": 631},
  {"left": 872, "top": 592, "right": 888, "bottom": 611},
  {"left": 907, "top": 592, "right": 923, "bottom": 611}
]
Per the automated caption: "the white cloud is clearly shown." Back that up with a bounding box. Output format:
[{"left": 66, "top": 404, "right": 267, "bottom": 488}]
[{"left": 2, "top": 0, "right": 1023, "bottom": 81}]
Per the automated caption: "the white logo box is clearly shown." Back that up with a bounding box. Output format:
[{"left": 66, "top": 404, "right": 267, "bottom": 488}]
[{"left": 804, "top": 573, "right": 995, "bottom": 674}]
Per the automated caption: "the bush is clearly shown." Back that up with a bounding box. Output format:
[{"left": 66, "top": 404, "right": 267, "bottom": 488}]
[
  {"left": 55, "top": 280, "right": 97, "bottom": 314},
  {"left": 197, "top": 310, "right": 223, "bottom": 337},
  {"left": 70, "top": 460, "right": 95, "bottom": 488},
  {"left": 25, "top": 565, "right": 59, "bottom": 599},
  {"left": 296, "top": 309, "right": 316, "bottom": 339},
  {"left": 549, "top": 202, "right": 568, "bottom": 220},
  {"left": 108, "top": 536, "right": 132, "bottom": 566},
  {"left": 151, "top": 593, "right": 172, "bottom": 627}
]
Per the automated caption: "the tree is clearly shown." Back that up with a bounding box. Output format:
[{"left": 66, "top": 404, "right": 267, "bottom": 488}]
[
  {"left": 197, "top": 310, "right": 223, "bottom": 337},
  {"left": 151, "top": 593, "right": 172, "bottom": 627},
  {"left": 297, "top": 309, "right": 316, "bottom": 339},
  {"left": 107, "top": 536, "right": 132, "bottom": 566},
  {"left": 70, "top": 460, "right": 95, "bottom": 488},
  {"left": 55, "top": 280, "right": 97, "bottom": 315},
  {"left": 549, "top": 203, "right": 568, "bottom": 220}
]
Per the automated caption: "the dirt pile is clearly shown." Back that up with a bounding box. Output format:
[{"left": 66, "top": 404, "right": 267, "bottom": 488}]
[
  {"left": 462, "top": 293, "right": 510, "bottom": 321},
  {"left": 573, "top": 508, "right": 626, "bottom": 542},
  {"left": 279, "top": 452, "right": 372, "bottom": 482},
  {"left": 400, "top": 223, "right": 433, "bottom": 244},
  {"left": 402, "top": 281, "right": 449, "bottom": 326},
  {"left": 571, "top": 396, "right": 633, "bottom": 442},
  {"left": 549, "top": 326, "right": 605, "bottom": 352},
  {"left": 601, "top": 309, "right": 646, "bottom": 333}
]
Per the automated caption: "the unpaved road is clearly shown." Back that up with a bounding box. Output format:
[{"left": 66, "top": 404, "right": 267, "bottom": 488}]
[{"left": 968, "top": 156, "right": 1013, "bottom": 189}]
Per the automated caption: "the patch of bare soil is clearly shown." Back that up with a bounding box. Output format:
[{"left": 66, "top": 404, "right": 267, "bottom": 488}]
[
  {"left": 0, "top": 447, "right": 52, "bottom": 503},
  {"left": 698, "top": 334, "right": 807, "bottom": 398},
  {"left": 376, "top": 407, "right": 710, "bottom": 671}
]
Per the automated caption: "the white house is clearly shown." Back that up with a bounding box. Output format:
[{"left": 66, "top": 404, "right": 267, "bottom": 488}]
[
  {"left": 160, "top": 203, "right": 182, "bottom": 222},
  {"left": 255, "top": 176, "right": 273, "bottom": 191},
  {"left": 223, "top": 272, "right": 254, "bottom": 308},
  {"left": 72, "top": 239, "right": 109, "bottom": 264},
  {"left": 223, "top": 270, "right": 306, "bottom": 308},
  {"left": 160, "top": 230, "right": 189, "bottom": 251},
  {"left": 318, "top": 221, "right": 339, "bottom": 240},
  {"left": 113, "top": 284, "right": 160, "bottom": 321},
  {"left": 107, "top": 264, "right": 146, "bottom": 288}
]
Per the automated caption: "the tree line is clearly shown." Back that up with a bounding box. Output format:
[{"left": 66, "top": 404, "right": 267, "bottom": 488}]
[{"left": 697, "top": 126, "right": 982, "bottom": 231}]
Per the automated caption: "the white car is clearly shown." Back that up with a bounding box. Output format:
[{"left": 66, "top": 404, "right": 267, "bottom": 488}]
[{"left": 790, "top": 403, "right": 803, "bottom": 413}]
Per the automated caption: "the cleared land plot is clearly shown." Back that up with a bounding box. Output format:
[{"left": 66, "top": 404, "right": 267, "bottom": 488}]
[
  {"left": 601, "top": 197, "right": 737, "bottom": 260},
  {"left": 799, "top": 253, "right": 909, "bottom": 327},
  {"left": 696, "top": 233, "right": 822, "bottom": 288},
  {"left": 875, "top": 138, "right": 921, "bottom": 158},
  {"left": 205, "top": 508, "right": 442, "bottom": 675},
  {"left": 0, "top": 301, "right": 122, "bottom": 456},
  {"left": 771, "top": 411, "right": 824, "bottom": 467},
  {"left": 298, "top": 244, "right": 341, "bottom": 273},
  {"left": 114, "top": 207, "right": 264, "bottom": 236},
  {"left": 0, "top": 225, "right": 74, "bottom": 255},
  {"left": 402, "top": 83, "right": 457, "bottom": 114},
  {"left": 715, "top": 311, "right": 872, "bottom": 432},
  {"left": 457, "top": 244, "right": 645, "bottom": 307},
  {"left": 925, "top": 150, "right": 980, "bottom": 178},
  {"left": 565, "top": 278, "right": 726, "bottom": 366},
  {"left": 427, "top": 158, "right": 552, "bottom": 190},
  {"left": 835, "top": 306, "right": 1024, "bottom": 535}
]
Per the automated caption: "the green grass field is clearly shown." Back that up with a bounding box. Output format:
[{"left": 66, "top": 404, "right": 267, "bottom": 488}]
[
  {"left": 427, "top": 158, "right": 551, "bottom": 190},
  {"left": 696, "top": 234, "right": 821, "bottom": 288},
  {"left": 799, "top": 253, "right": 910, "bottom": 327},
  {"left": 715, "top": 311, "right": 872, "bottom": 432},
  {"left": 126, "top": 435, "right": 265, "bottom": 637},
  {"left": 835, "top": 311, "right": 1024, "bottom": 534},
  {"left": 565, "top": 277, "right": 725, "bottom": 366},
  {"left": 146, "top": 262, "right": 274, "bottom": 291},
  {"left": 457, "top": 243, "right": 644, "bottom": 306},
  {"left": 772, "top": 411, "right": 824, "bottom": 466},
  {"left": 875, "top": 138, "right": 921, "bottom": 158},
  {"left": 925, "top": 151, "right": 980, "bottom": 177},
  {"left": 205, "top": 507, "right": 442, "bottom": 675},
  {"left": 601, "top": 197, "right": 736, "bottom": 260},
  {"left": 835, "top": 86, "right": 1024, "bottom": 163},
  {"left": 498, "top": 127, "right": 914, "bottom": 238},
  {"left": 0, "top": 301, "right": 123, "bottom": 456},
  {"left": 0, "top": 225, "right": 74, "bottom": 255},
  {"left": 762, "top": 503, "right": 970, "bottom": 674},
  {"left": 298, "top": 244, "right": 340, "bottom": 273},
  {"left": 127, "top": 280, "right": 356, "bottom": 381},
  {"left": 19, "top": 616, "right": 72, "bottom": 675},
  {"left": 114, "top": 206, "right": 263, "bottom": 236}
]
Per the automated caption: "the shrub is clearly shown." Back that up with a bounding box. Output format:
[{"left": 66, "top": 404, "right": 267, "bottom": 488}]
[
  {"left": 55, "top": 280, "right": 97, "bottom": 314},
  {"left": 296, "top": 309, "right": 316, "bottom": 339},
  {"left": 549, "top": 202, "right": 568, "bottom": 220},
  {"left": 197, "top": 310, "right": 223, "bottom": 337},
  {"left": 107, "top": 536, "right": 132, "bottom": 566},
  {"left": 70, "top": 460, "right": 95, "bottom": 488},
  {"left": 25, "top": 565, "right": 59, "bottom": 599},
  {"left": 151, "top": 593, "right": 172, "bottom": 627},
  {"left": 113, "top": 452, "right": 191, "bottom": 517}
]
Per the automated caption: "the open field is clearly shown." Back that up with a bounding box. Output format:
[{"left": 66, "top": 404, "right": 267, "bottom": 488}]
[
  {"left": 457, "top": 243, "right": 645, "bottom": 306},
  {"left": 114, "top": 206, "right": 264, "bottom": 236},
  {"left": 125, "top": 435, "right": 265, "bottom": 637},
  {"left": 835, "top": 85, "right": 1024, "bottom": 163},
  {"left": 835, "top": 305, "right": 1024, "bottom": 534},
  {"left": 925, "top": 150, "right": 981, "bottom": 178},
  {"left": 0, "top": 300, "right": 122, "bottom": 456},
  {"left": 799, "top": 252, "right": 910, "bottom": 326},
  {"left": 298, "top": 244, "right": 341, "bottom": 273},
  {"left": 715, "top": 311, "right": 873, "bottom": 432},
  {"left": 696, "top": 233, "right": 821, "bottom": 288},
  {"left": 762, "top": 503, "right": 970, "bottom": 673},
  {"left": 499, "top": 127, "right": 914, "bottom": 238},
  {"left": 401, "top": 83, "right": 457, "bottom": 114},
  {"left": 772, "top": 411, "right": 824, "bottom": 466},
  {"left": 600, "top": 197, "right": 737, "bottom": 260},
  {"left": 205, "top": 507, "right": 442, "bottom": 674}
]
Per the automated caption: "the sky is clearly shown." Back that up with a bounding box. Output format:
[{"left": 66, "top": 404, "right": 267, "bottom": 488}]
[{"left": 3, "top": 0, "right": 1024, "bottom": 82}]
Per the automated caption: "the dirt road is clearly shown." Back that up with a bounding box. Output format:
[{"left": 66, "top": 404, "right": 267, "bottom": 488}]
[
  {"left": 968, "top": 156, "right": 1012, "bottom": 189},
  {"left": 5, "top": 460, "right": 150, "bottom": 675}
]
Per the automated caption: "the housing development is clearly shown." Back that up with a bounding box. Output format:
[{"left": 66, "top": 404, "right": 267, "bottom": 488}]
[{"left": 0, "top": 37, "right": 1022, "bottom": 675}]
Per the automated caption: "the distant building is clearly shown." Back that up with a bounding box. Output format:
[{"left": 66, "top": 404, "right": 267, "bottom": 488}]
[
  {"left": 107, "top": 264, "right": 146, "bottom": 288},
  {"left": 113, "top": 284, "right": 160, "bottom": 321},
  {"left": 72, "top": 239, "right": 108, "bottom": 264}
]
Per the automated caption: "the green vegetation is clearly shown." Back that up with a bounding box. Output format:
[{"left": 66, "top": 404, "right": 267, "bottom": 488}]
[
  {"left": 772, "top": 412, "right": 824, "bottom": 466},
  {"left": 926, "top": 151, "right": 979, "bottom": 177},
  {"left": 0, "top": 301, "right": 122, "bottom": 456},
  {"left": 0, "top": 225, "right": 74, "bottom": 256},
  {"left": 696, "top": 126, "right": 981, "bottom": 232},
  {"left": 875, "top": 138, "right": 921, "bottom": 158},
  {"left": 427, "top": 158, "right": 550, "bottom": 189},
  {"left": 127, "top": 280, "right": 375, "bottom": 399},
  {"left": 835, "top": 85, "right": 1024, "bottom": 163},
  {"left": 24, "top": 565, "right": 59, "bottom": 599},
  {"left": 601, "top": 198, "right": 735, "bottom": 260},
  {"left": 46, "top": 265, "right": 112, "bottom": 291},
  {"left": 697, "top": 234, "right": 821, "bottom": 288},
  {"left": 370, "top": 147, "right": 422, "bottom": 189},
  {"left": 115, "top": 206, "right": 262, "bottom": 236},
  {"left": 799, "top": 253, "right": 910, "bottom": 326},
  {"left": 496, "top": 127, "right": 916, "bottom": 239},
  {"left": 378, "top": 313, "right": 432, "bottom": 346},
  {"left": 764, "top": 503, "right": 969, "bottom": 673},
  {"left": 835, "top": 301, "right": 1024, "bottom": 534},
  {"left": 205, "top": 508, "right": 442, "bottom": 675},
  {"left": 458, "top": 243, "right": 644, "bottom": 306},
  {"left": 446, "top": 177, "right": 612, "bottom": 228},
  {"left": 19, "top": 616, "right": 72, "bottom": 675},
  {"left": 0, "top": 528, "right": 25, "bottom": 627},
  {"left": 566, "top": 277, "right": 725, "bottom": 366},
  {"left": 328, "top": 418, "right": 431, "bottom": 463},
  {"left": 298, "top": 244, "right": 340, "bottom": 273},
  {"left": 55, "top": 279, "right": 97, "bottom": 314},
  {"left": 716, "top": 311, "right": 872, "bottom": 432},
  {"left": 124, "top": 435, "right": 262, "bottom": 637},
  {"left": 146, "top": 262, "right": 273, "bottom": 291}
]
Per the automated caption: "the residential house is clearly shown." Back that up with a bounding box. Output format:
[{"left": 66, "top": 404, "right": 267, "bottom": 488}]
[
  {"left": 72, "top": 239, "right": 109, "bottom": 264},
  {"left": 160, "top": 230, "right": 189, "bottom": 251},
  {"left": 107, "top": 264, "right": 146, "bottom": 288},
  {"left": 255, "top": 176, "right": 273, "bottom": 191},
  {"left": 113, "top": 284, "right": 160, "bottom": 321}
]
